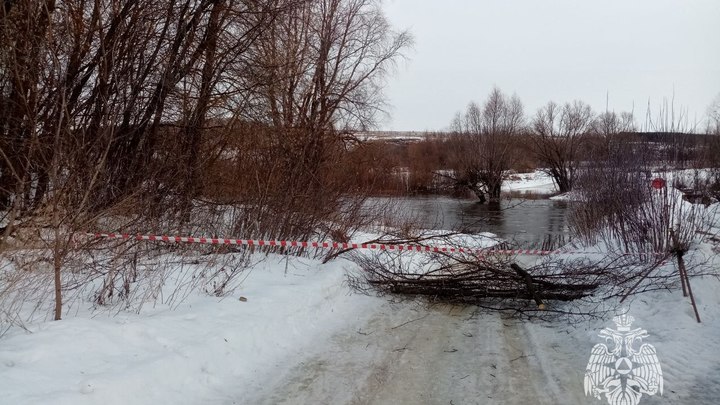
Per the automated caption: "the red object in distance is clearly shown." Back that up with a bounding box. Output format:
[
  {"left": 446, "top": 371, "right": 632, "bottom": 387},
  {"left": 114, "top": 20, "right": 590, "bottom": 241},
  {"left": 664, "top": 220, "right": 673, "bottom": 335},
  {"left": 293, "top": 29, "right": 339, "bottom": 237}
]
[{"left": 651, "top": 177, "right": 666, "bottom": 189}]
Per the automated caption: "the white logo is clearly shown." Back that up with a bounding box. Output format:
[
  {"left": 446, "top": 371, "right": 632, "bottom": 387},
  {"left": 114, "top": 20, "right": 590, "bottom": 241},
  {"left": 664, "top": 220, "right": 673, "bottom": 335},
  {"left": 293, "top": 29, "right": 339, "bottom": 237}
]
[{"left": 584, "top": 313, "right": 663, "bottom": 405}]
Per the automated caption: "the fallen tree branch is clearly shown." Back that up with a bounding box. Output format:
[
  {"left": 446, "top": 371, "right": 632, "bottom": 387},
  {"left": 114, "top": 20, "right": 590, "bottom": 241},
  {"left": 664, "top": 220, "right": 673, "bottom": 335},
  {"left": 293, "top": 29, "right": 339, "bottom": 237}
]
[
  {"left": 347, "top": 249, "right": 680, "bottom": 318},
  {"left": 510, "top": 263, "right": 543, "bottom": 308}
]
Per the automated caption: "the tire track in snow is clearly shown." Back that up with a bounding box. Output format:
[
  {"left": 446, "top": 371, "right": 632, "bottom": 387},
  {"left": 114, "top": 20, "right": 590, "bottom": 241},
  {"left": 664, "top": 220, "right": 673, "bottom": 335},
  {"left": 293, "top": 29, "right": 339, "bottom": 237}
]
[
  {"left": 653, "top": 326, "right": 720, "bottom": 404},
  {"left": 243, "top": 301, "right": 588, "bottom": 404}
]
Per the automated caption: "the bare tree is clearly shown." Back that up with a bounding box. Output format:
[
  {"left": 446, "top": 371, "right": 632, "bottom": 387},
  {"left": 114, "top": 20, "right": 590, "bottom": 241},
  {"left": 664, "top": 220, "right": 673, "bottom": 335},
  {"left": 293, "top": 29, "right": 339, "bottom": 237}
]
[
  {"left": 701, "top": 93, "right": 720, "bottom": 200},
  {"left": 1, "top": 0, "right": 411, "bottom": 324},
  {"left": 449, "top": 87, "right": 524, "bottom": 203},
  {"left": 218, "top": 0, "right": 412, "bottom": 240},
  {"left": 589, "top": 110, "right": 636, "bottom": 161},
  {"left": 530, "top": 100, "right": 594, "bottom": 193},
  {"left": 247, "top": 0, "right": 411, "bottom": 129},
  {"left": 707, "top": 92, "right": 720, "bottom": 136}
]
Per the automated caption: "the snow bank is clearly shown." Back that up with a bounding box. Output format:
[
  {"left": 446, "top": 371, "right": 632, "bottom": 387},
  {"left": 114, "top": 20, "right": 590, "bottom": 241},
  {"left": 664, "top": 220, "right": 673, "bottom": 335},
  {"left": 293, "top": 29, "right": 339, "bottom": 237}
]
[
  {"left": 0, "top": 255, "right": 382, "bottom": 405},
  {"left": 504, "top": 171, "right": 557, "bottom": 195}
]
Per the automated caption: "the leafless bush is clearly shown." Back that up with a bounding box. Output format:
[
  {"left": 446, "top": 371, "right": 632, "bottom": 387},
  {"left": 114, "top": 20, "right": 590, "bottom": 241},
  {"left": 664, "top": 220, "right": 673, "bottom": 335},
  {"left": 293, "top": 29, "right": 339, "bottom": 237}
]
[
  {"left": 571, "top": 126, "right": 713, "bottom": 256},
  {"left": 88, "top": 240, "right": 252, "bottom": 308}
]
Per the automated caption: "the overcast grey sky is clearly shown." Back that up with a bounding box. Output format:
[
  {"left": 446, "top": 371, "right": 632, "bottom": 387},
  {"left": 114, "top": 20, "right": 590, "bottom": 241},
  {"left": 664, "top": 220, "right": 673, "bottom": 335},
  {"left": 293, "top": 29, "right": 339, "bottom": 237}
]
[{"left": 380, "top": 0, "right": 720, "bottom": 131}]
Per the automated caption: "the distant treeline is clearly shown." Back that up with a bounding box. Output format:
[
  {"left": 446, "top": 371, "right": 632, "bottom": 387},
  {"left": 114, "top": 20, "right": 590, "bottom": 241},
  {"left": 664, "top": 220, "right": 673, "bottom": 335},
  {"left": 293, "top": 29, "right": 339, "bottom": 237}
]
[{"left": 344, "top": 127, "right": 720, "bottom": 199}]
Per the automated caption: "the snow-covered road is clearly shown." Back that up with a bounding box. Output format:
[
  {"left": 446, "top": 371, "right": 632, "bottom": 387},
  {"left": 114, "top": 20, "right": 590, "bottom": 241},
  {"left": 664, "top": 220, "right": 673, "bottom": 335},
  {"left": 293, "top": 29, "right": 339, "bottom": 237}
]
[
  {"left": 242, "top": 279, "right": 720, "bottom": 405},
  {"left": 244, "top": 302, "right": 587, "bottom": 405}
]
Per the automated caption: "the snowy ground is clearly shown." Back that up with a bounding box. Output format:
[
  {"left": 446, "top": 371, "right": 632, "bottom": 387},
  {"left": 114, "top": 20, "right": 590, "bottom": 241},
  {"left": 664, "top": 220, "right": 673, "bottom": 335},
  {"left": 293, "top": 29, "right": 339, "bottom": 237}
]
[
  {"left": 504, "top": 171, "right": 557, "bottom": 195},
  {"left": 0, "top": 256, "right": 385, "bottom": 405},
  {"left": 1, "top": 203, "right": 719, "bottom": 404}
]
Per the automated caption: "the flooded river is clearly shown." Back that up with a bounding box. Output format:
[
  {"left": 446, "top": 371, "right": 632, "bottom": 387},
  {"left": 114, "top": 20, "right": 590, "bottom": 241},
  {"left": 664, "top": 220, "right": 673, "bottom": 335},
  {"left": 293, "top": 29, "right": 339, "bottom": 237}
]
[{"left": 371, "top": 196, "right": 571, "bottom": 248}]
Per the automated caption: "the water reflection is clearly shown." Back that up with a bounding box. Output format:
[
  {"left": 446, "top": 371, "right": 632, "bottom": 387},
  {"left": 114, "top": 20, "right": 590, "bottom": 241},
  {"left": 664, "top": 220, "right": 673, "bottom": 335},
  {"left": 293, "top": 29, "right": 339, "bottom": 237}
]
[{"left": 370, "top": 196, "right": 570, "bottom": 248}]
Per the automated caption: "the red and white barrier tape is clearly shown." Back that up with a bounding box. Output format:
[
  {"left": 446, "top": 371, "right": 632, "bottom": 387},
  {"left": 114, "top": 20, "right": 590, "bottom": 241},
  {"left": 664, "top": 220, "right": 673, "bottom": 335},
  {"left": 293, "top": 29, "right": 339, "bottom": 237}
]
[{"left": 88, "top": 232, "right": 667, "bottom": 257}]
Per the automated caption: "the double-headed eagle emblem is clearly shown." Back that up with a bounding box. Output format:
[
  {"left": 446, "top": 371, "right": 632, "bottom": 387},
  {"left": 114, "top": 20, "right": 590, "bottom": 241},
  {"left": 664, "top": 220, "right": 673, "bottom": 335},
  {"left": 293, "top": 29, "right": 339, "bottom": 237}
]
[{"left": 584, "top": 314, "right": 663, "bottom": 405}]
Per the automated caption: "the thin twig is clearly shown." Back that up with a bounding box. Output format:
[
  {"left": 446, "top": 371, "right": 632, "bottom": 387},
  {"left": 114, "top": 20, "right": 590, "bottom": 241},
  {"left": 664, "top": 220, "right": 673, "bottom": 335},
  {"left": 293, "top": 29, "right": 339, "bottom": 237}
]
[{"left": 390, "top": 314, "right": 429, "bottom": 330}]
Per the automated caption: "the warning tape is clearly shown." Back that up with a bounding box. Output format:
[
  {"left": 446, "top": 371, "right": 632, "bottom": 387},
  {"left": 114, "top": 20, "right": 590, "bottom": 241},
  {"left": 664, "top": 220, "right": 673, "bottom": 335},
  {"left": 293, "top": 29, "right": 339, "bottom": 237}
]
[{"left": 88, "top": 232, "right": 667, "bottom": 257}]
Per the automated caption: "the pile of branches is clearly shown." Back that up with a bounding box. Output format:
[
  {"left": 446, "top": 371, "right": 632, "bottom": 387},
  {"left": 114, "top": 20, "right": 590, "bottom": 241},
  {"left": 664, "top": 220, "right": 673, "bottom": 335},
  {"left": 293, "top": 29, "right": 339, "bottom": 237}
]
[{"left": 348, "top": 250, "right": 677, "bottom": 315}]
